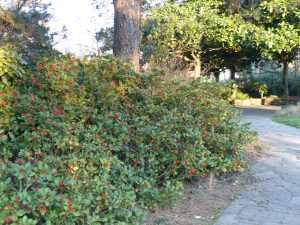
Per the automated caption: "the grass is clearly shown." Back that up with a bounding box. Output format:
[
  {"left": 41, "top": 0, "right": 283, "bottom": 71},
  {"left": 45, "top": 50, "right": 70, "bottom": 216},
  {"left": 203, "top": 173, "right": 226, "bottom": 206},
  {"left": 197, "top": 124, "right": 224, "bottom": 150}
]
[{"left": 272, "top": 114, "right": 300, "bottom": 129}]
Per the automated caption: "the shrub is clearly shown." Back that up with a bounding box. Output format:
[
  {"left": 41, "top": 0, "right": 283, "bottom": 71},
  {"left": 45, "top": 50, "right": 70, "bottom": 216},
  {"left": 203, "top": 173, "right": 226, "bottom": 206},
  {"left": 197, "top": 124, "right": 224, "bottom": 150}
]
[
  {"left": 236, "top": 90, "right": 250, "bottom": 100},
  {"left": 0, "top": 53, "right": 253, "bottom": 224},
  {"left": 0, "top": 46, "right": 25, "bottom": 130}
]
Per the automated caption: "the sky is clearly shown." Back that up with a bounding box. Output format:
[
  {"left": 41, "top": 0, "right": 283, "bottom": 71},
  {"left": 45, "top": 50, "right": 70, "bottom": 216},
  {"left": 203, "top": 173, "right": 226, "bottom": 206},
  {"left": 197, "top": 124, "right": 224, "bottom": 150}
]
[
  {"left": 2, "top": 0, "right": 163, "bottom": 56},
  {"left": 47, "top": 0, "right": 114, "bottom": 56},
  {"left": 47, "top": 0, "right": 163, "bottom": 55}
]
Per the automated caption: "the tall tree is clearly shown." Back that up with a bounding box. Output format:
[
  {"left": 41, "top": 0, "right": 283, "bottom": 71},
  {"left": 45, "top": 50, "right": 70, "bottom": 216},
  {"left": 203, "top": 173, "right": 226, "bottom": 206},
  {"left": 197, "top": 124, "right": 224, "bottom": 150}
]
[
  {"left": 113, "top": 0, "right": 141, "bottom": 72},
  {"left": 253, "top": 0, "right": 300, "bottom": 97},
  {"left": 144, "top": 1, "right": 258, "bottom": 77},
  {"left": 0, "top": 0, "right": 55, "bottom": 66}
]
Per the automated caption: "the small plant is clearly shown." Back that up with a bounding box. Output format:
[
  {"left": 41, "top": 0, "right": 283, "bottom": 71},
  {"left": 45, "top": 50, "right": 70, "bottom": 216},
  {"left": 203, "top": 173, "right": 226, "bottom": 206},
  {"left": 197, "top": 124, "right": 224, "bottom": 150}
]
[
  {"left": 255, "top": 82, "right": 268, "bottom": 99},
  {"left": 236, "top": 90, "right": 250, "bottom": 100}
]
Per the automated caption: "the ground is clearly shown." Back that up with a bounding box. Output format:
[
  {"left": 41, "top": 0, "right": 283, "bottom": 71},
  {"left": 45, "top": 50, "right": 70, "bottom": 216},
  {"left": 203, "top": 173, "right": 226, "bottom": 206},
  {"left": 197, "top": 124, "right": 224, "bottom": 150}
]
[
  {"left": 144, "top": 108, "right": 261, "bottom": 225},
  {"left": 144, "top": 170, "right": 257, "bottom": 225},
  {"left": 215, "top": 108, "right": 300, "bottom": 225},
  {"left": 145, "top": 107, "right": 300, "bottom": 225}
]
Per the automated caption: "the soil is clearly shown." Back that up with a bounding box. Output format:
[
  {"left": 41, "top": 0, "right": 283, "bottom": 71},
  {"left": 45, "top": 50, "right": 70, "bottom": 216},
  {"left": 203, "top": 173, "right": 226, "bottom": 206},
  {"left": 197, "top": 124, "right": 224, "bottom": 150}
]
[{"left": 143, "top": 143, "right": 262, "bottom": 225}]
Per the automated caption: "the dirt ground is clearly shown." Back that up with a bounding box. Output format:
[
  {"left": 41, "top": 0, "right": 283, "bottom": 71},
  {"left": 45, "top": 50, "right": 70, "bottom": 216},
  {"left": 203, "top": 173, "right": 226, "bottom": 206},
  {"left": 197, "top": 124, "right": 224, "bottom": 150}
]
[{"left": 143, "top": 143, "right": 262, "bottom": 225}]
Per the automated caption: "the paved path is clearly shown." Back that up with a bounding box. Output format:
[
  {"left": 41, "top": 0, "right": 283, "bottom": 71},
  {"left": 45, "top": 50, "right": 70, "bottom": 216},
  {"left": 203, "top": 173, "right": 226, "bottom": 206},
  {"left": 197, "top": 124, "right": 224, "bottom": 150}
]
[{"left": 215, "top": 108, "right": 300, "bottom": 225}]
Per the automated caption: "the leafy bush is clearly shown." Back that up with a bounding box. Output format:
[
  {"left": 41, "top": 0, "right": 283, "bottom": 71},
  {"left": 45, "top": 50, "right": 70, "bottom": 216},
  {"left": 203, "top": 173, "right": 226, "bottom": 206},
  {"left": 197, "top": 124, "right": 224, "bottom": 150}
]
[
  {"left": 0, "top": 46, "right": 25, "bottom": 134},
  {"left": 236, "top": 90, "right": 250, "bottom": 100},
  {"left": 0, "top": 53, "right": 253, "bottom": 224},
  {"left": 0, "top": 46, "right": 25, "bottom": 85},
  {"left": 227, "top": 81, "right": 250, "bottom": 101}
]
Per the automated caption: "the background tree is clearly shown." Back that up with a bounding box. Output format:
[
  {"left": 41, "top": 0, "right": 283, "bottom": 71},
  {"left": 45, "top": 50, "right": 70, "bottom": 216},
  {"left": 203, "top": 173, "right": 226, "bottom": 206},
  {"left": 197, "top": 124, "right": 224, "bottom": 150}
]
[
  {"left": 0, "top": 0, "right": 56, "bottom": 66},
  {"left": 252, "top": 0, "right": 300, "bottom": 97},
  {"left": 202, "top": 11, "right": 259, "bottom": 80},
  {"left": 95, "top": 27, "right": 113, "bottom": 55},
  {"left": 143, "top": 2, "right": 204, "bottom": 75},
  {"left": 144, "top": 0, "right": 259, "bottom": 78}
]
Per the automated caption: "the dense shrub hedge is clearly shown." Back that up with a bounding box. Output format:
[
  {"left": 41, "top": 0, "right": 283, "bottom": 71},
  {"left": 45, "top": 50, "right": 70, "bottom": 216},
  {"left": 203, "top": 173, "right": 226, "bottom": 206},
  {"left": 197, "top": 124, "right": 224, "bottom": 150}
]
[{"left": 0, "top": 49, "right": 252, "bottom": 224}]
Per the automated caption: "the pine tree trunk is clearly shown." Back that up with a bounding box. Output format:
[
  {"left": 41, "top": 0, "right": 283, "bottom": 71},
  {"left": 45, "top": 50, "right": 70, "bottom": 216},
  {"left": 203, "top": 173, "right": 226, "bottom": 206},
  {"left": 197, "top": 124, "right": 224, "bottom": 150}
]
[
  {"left": 283, "top": 61, "right": 289, "bottom": 98},
  {"left": 113, "top": 0, "right": 141, "bottom": 72}
]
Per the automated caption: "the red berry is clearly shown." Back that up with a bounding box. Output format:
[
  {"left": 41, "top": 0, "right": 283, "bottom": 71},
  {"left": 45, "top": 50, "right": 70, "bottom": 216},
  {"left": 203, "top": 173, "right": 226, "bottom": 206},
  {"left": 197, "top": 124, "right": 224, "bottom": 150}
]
[
  {"left": 189, "top": 168, "right": 197, "bottom": 177},
  {"left": 202, "top": 172, "right": 209, "bottom": 178},
  {"left": 4, "top": 216, "right": 13, "bottom": 224}
]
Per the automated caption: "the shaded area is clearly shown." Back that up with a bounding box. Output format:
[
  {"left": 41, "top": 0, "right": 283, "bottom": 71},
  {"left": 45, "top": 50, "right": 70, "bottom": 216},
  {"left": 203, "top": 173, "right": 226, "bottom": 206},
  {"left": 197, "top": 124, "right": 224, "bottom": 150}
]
[{"left": 144, "top": 170, "right": 256, "bottom": 225}]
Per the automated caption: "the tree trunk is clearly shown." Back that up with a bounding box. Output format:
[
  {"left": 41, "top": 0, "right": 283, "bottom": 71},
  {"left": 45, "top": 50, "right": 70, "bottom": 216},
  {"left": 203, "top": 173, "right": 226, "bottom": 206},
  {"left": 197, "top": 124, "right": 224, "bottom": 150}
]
[
  {"left": 113, "top": 0, "right": 141, "bottom": 72},
  {"left": 194, "top": 57, "right": 201, "bottom": 78},
  {"left": 230, "top": 67, "right": 236, "bottom": 80},
  {"left": 214, "top": 71, "right": 220, "bottom": 82},
  {"left": 283, "top": 61, "right": 289, "bottom": 98},
  {"left": 226, "top": 0, "right": 241, "bottom": 13}
]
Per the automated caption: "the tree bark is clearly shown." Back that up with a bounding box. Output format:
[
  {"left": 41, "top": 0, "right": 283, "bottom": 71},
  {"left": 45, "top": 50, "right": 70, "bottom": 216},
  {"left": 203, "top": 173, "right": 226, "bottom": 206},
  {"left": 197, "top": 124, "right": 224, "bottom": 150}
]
[
  {"left": 226, "top": 0, "right": 241, "bottom": 13},
  {"left": 194, "top": 56, "right": 201, "bottom": 78},
  {"left": 214, "top": 71, "right": 220, "bottom": 82},
  {"left": 230, "top": 67, "right": 236, "bottom": 80},
  {"left": 113, "top": 0, "right": 141, "bottom": 72},
  {"left": 283, "top": 61, "right": 289, "bottom": 98}
]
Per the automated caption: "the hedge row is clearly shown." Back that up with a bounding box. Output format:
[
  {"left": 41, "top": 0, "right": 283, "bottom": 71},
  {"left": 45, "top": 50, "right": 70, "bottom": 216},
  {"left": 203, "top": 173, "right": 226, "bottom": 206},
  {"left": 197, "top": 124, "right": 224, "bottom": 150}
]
[{"left": 0, "top": 48, "right": 252, "bottom": 225}]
